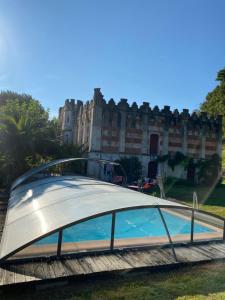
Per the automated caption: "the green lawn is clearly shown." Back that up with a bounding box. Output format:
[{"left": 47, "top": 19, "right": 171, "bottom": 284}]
[
  {"left": 3, "top": 261, "right": 225, "bottom": 300},
  {"left": 146, "top": 145, "right": 225, "bottom": 218},
  {"left": 222, "top": 146, "right": 225, "bottom": 171},
  {"left": 148, "top": 178, "right": 225, "bottom": 218}
]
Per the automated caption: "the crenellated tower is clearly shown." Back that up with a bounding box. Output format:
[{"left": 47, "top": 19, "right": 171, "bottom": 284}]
[{"left": 59, "top": 88, "right": 222, "bottom": 181}]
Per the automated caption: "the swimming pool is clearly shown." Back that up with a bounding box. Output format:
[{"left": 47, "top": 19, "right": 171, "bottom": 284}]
[{"left": 36, "top": 208, "right": 214, "bottom": 245}]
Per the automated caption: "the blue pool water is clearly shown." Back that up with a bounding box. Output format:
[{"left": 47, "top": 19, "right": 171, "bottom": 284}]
[{"left": 36, "top": 208, "right": 214, "bottom": 245}]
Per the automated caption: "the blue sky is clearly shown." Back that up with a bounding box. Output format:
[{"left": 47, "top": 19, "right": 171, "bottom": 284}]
[{"left": 0, "top": 0, "right": 225, "bottom": 117}]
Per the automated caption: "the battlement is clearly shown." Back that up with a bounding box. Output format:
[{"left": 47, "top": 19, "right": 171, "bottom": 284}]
[
  {"left": 59, "top": 88, "right": 222, "bottom": 171},
  {"left": 61, "top": 88, "right": 222, "bottom": 129}
]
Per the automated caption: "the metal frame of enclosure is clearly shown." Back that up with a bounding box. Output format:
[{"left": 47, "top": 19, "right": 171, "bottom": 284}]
[{"left": 0, "top": 158, "right": 225, "bottom": 265}]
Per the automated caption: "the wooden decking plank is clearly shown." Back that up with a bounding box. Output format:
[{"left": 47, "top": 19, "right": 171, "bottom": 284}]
[
  {"left": 82, "top": 256, "right": 106, "bottom": 273},
  {"left": 146, "top": 249, "right": 174, "bottom": 265},
  {"left": 105, "top": 253, "right": 133, "bottom": 270},
  {"left": 2, "top": 268, "right": 14, "bottom": 286},
  {"left": 156, "top": 249, "right": 177, "bottom": 264},
  {"left": 197, "top": 244, "right": 223, "bottom": 253},
  {"left": 64, "top": 258, "right": 86, "bottom": 275},
  {"left": 59, "top": 259, "right": 74, "bottom": 276},
  {"left": 112, "top": 254, "right": 133, "bottom": 269},
  {"left": 154, "top": 248, "right": 176, "bottom": 264},
  {"left": 95, "top": 253, "right": 132, "bottom": 271},
  {"left": 192, "top": 246, "right": 216, "bottom": 259},
  {"left": 25, "top": 262, "right": 40, "bottom": 280},
  {"left": 12, "top": 264, "right": 27, "bottom": 285},
  {"left": 183, "top": 247, "right": 208, "bottom": 262},
  {"left": 215, "top": 243, "right": 225, "bottom": 251},
  {"left": 90, "top": 255, "right": 115, "bottom": 272},
  {"left": 130, "top": 250, "right": 157, "bottom": 266},
  {"left": 177, "top": 246, "right": 210, "bottom": 262},
  {"left": 185, "top": 246, "right": 208, "bottom": 261},
  {"left": 181, "top": 245, "right": 211, "bottom": 260},
  {"left": 14, "top": 264, "right": 28, "bottom": 283},
  {"left": 198, "top": 244, "right": 225, "bottom": 258},
  {"left": 198, "top": 244, "right": 225, "bottom": 259},
  {"left": 94, "top": 255, "right": 112, "bottom": 270},
  {"left": 2, "top": 269, "right": 8, "bottom": 285},
  {"left": 77, "top": 257, "right": 95, "bottom": 274},
  {"left": 140, "top": 250, "right": 162, "bottom": 266},
  {"left": 173, "top": 247, "right": 202, "bottom": 262},
  {"left": 32, "top": 262, "right": 47, "bottom": 280},
  {"left": 209, "top": 243, "right": 225, "bottom": 254},
  {"left": 41, "top": 261, "right": 56, "bottom": 279},
  {"left": 212, "top": 242, "right": 225, "bottom": 249},
  {"left": 52, "top": 260, "right": 68, "bottom": 278},
  {"left": 116, "top": 252, "right": 137, "bottom": 268},
  {"left": 98, "top": 253, "right": 131, "bottom": 271},
  {"left": 116, "top": 253, "right": 138, "bottom": 268},
  {"left": 0, "top": 267, "right": 5, "bottom": 285},
  {"left": 120, "top": 252, "right": 148, "bottom": 268},
  {"left": 23, "top": 263, "right": 37, "bottom": 282}
]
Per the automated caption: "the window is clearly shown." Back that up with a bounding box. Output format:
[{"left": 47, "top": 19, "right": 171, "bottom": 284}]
[{"left": 149, "top": 134, "right": 159, "bottom": 155}]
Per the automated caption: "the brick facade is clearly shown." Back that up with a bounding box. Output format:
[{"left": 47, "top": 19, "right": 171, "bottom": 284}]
[{"left": 58, "top": 88, "right": 222, "bottom": 180}]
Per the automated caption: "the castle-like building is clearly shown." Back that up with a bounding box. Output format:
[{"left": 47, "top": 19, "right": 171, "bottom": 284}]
[{"left": 58, "top": 88, "right": 222, "bottom": 180}]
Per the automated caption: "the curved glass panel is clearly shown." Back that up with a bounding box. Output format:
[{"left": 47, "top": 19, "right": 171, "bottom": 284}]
[
  {"left": 61, "top": 215, "right": 112, "bottom": 254},
  {"left": 114, "top": 208, "right": 169, "bottom": 249},
  {"left": 6, "top": 208, "right": 224, "bottom": 261},
  {"left": 10, "top": 232, "right": 59, "bottom": 260},
  {"left": 193, "top": 210, "right": 223, "bottom": 241},
  {"left": 162, "top": 207, "right": 192, "bottom": 243}
]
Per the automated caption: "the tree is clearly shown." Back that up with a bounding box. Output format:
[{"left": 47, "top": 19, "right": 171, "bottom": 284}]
[
  {"left": 0, "top": 97, "right": 53, "bottom": 186},
  {"left": 0, "top": 92, "right": 85, "bottom": 189},
  {"left": 201, "top": 67, "right": 225, "bottom": 136},
  {"left": 0, "top": 91, "right": 34, "bottom": 107},
  {"left": 116, "top": 156, "right": 142, "bottom": 183}
]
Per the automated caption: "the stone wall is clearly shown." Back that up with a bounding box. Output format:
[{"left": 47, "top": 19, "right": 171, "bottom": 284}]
[{"left": 58, "top": 88, "right": 222, "bottom": 179}]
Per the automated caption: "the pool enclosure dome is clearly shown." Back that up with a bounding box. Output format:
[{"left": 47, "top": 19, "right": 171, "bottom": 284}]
[{"left": 0, "top": 158, "right": 224, "bottom": 263}]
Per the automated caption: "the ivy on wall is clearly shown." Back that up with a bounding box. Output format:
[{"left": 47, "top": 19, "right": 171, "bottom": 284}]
[
  {"left": 156, "top": 151, "right": 221, "bottom": 184},
  {"left": 156, "top": 151, "right": 188, "bottom": 170},
  {"left": 196, "top": 154, "right": 221, "bottom": 184}
]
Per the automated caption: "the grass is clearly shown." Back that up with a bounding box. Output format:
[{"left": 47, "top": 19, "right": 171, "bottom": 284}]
[
  {"left": 146, "top": 145, "right": 225, "bottom": 218},
  {"left": 3, "top": 261, "right": 225, "bottom": 300},
  {"left": 147, "top": 177, "right": 225, "bottom": 218},
  {"left": 222, "top": 146, "right": 225, "bottom": 171}
]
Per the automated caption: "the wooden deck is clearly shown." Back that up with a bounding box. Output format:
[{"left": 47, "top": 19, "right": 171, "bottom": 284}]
[
  {"left": 1, "top": 242, "right": 225, "bottom": 288},
  {"left": 1, "top": 199, "right": 225, "bottom": 289}
]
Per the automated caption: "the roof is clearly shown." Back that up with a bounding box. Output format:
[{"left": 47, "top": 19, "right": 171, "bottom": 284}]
[{"left": 0, "top": 175, "right": 186, "bottom": 261}]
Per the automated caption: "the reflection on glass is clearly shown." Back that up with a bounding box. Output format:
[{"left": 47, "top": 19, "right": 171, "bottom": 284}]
[
  {"left": 193, "top": 210, "right": 223, "bottom": 241},
  {"left": 12, "top": 232, "right": 59, "bottom": 260},
  {"left": 61, "top": 214, "right": 112, "bottom": 253}
]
